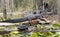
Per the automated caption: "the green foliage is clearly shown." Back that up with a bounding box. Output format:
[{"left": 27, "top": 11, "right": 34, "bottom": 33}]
[
  {"left": 30, "top": 32, "right": 60, "bottom": 37},
  {"left": 10, "top": 31, "right": 19, "bottom": 34},
  {"left": 53, "top": 23, "right": 60, "bottom": 26},
  {"left": 30, "top": 32, "right": 39, "bottom": 37},
  {"left": 0, "top": 28, "right": 4, "bottom": 30},
  {"left": 6, "top": 26, "right": 16, "bottom": 29}
]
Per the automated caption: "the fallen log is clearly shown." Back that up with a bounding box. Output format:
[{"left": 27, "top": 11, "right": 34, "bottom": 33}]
[{"left": 0, "top": 23, "right": 19, "bottom": 27}]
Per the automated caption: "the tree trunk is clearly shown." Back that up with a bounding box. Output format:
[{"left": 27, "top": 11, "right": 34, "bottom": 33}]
[{"left": 1, "top": 0, "right": 7, "bottom": 19}]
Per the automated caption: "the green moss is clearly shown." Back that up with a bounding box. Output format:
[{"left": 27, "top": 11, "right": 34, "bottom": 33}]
[
  {"left": 53, "top": 23, "right": 60, "bottom": 26},
  {"left": 6, "top": 26, "right": 16, "bottom": 29},
  {"left": 0, "top": 28, "right": 4, "bottom": 30},
  {"left": 10, "top": 31, "right": 19, "bottom": 34}
]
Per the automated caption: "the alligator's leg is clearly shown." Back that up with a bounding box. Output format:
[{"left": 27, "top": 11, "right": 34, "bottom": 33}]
[
  {"left": 28, "top": 17, "right": 32, "bottom": 26},
  {"left": 39, "top": 15, "right": 46, "bottom": 22}
]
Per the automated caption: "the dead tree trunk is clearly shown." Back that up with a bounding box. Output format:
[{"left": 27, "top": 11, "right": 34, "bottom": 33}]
[
  {"left": 1, "top": 0, "right": 10, "bottom": 19},
  {"left": 38, "top": 0, "right": 43, "bottom": 10},
  {"left": 1, "top": 0, "right": 7, "bottom": 19}
]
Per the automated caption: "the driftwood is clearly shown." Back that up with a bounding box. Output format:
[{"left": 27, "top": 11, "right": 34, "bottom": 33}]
[
  {"left": 0, "top": 27, "right": 60, "bottom": 34},
  {"left": 0, "top": 23, "right": 19, "bottom": 27}
]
